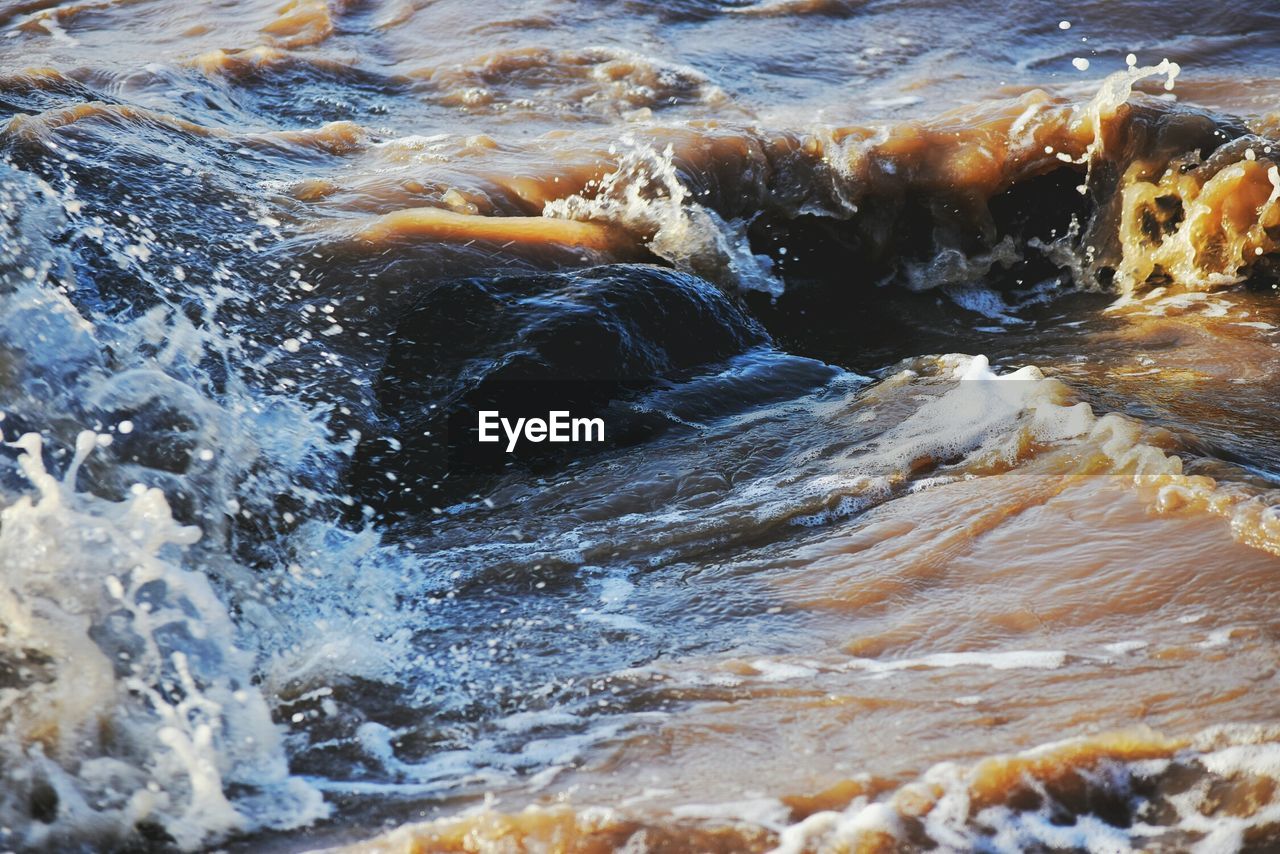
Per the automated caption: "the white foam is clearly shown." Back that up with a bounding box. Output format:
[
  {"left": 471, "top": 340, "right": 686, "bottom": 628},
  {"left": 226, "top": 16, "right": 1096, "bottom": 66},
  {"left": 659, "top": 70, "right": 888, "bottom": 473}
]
[
  {"left": 1197, "top": 627, "right": 1237, "bottom": 648},
  {"left": 866, "top": 354, "right": 1094, "bottom": 475},
  {"left": 845, "top": 649, "right": 1067, "bottom": 675},
  {"left": 671, "top": 797, "right": 791, "bottom": 827},
  {"left": 1103, "top": 640, "right": 1148, "bottom": 655},
  {"left": 0, "top": 434, "right": 326, "bottom": 849},
  {"left": 543, "top": 137, "right": 783, "bottom": 295},
  {"left": 749, "top": 659, "right": 821, "bottom": 681}
]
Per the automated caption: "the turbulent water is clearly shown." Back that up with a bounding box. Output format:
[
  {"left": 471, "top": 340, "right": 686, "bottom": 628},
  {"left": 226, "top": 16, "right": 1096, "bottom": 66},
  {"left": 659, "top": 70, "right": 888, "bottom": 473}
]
[{"left": 2, "top": 0, "right": 1280, "bottom": 851}]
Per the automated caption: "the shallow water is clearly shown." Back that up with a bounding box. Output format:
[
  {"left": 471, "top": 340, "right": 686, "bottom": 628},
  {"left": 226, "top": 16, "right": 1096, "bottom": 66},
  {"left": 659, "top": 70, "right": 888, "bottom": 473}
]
[{"left": 2, "top": 1, "right": 1280, "bottom": 852}]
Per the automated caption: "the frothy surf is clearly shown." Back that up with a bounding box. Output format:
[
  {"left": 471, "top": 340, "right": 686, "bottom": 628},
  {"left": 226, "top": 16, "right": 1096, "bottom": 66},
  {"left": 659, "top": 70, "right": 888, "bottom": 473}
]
[{"left": 2, "top": 0, "right": 1280, "bottom": 851}]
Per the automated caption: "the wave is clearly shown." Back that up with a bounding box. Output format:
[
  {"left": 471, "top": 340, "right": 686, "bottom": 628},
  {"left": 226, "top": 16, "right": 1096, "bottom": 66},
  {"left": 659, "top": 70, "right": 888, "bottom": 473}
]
[
  {"left": 2, "top": 26, "right": 1280, "bottom": 851},
  {"left": 409, "top": 46, "right": 736, "bottom": 122},
  {"left": 318, "top": 725, "right": 1280, "bottom": 853},
  {"left": 15, "top": 57, "right": 1277, "bottom": 302}
]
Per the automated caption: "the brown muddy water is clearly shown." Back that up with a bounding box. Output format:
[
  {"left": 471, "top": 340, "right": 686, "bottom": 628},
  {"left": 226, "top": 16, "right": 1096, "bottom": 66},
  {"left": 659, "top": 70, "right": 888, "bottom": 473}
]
[{"left": 2, "top": 0, "right": 1280, "bottom": 852}]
